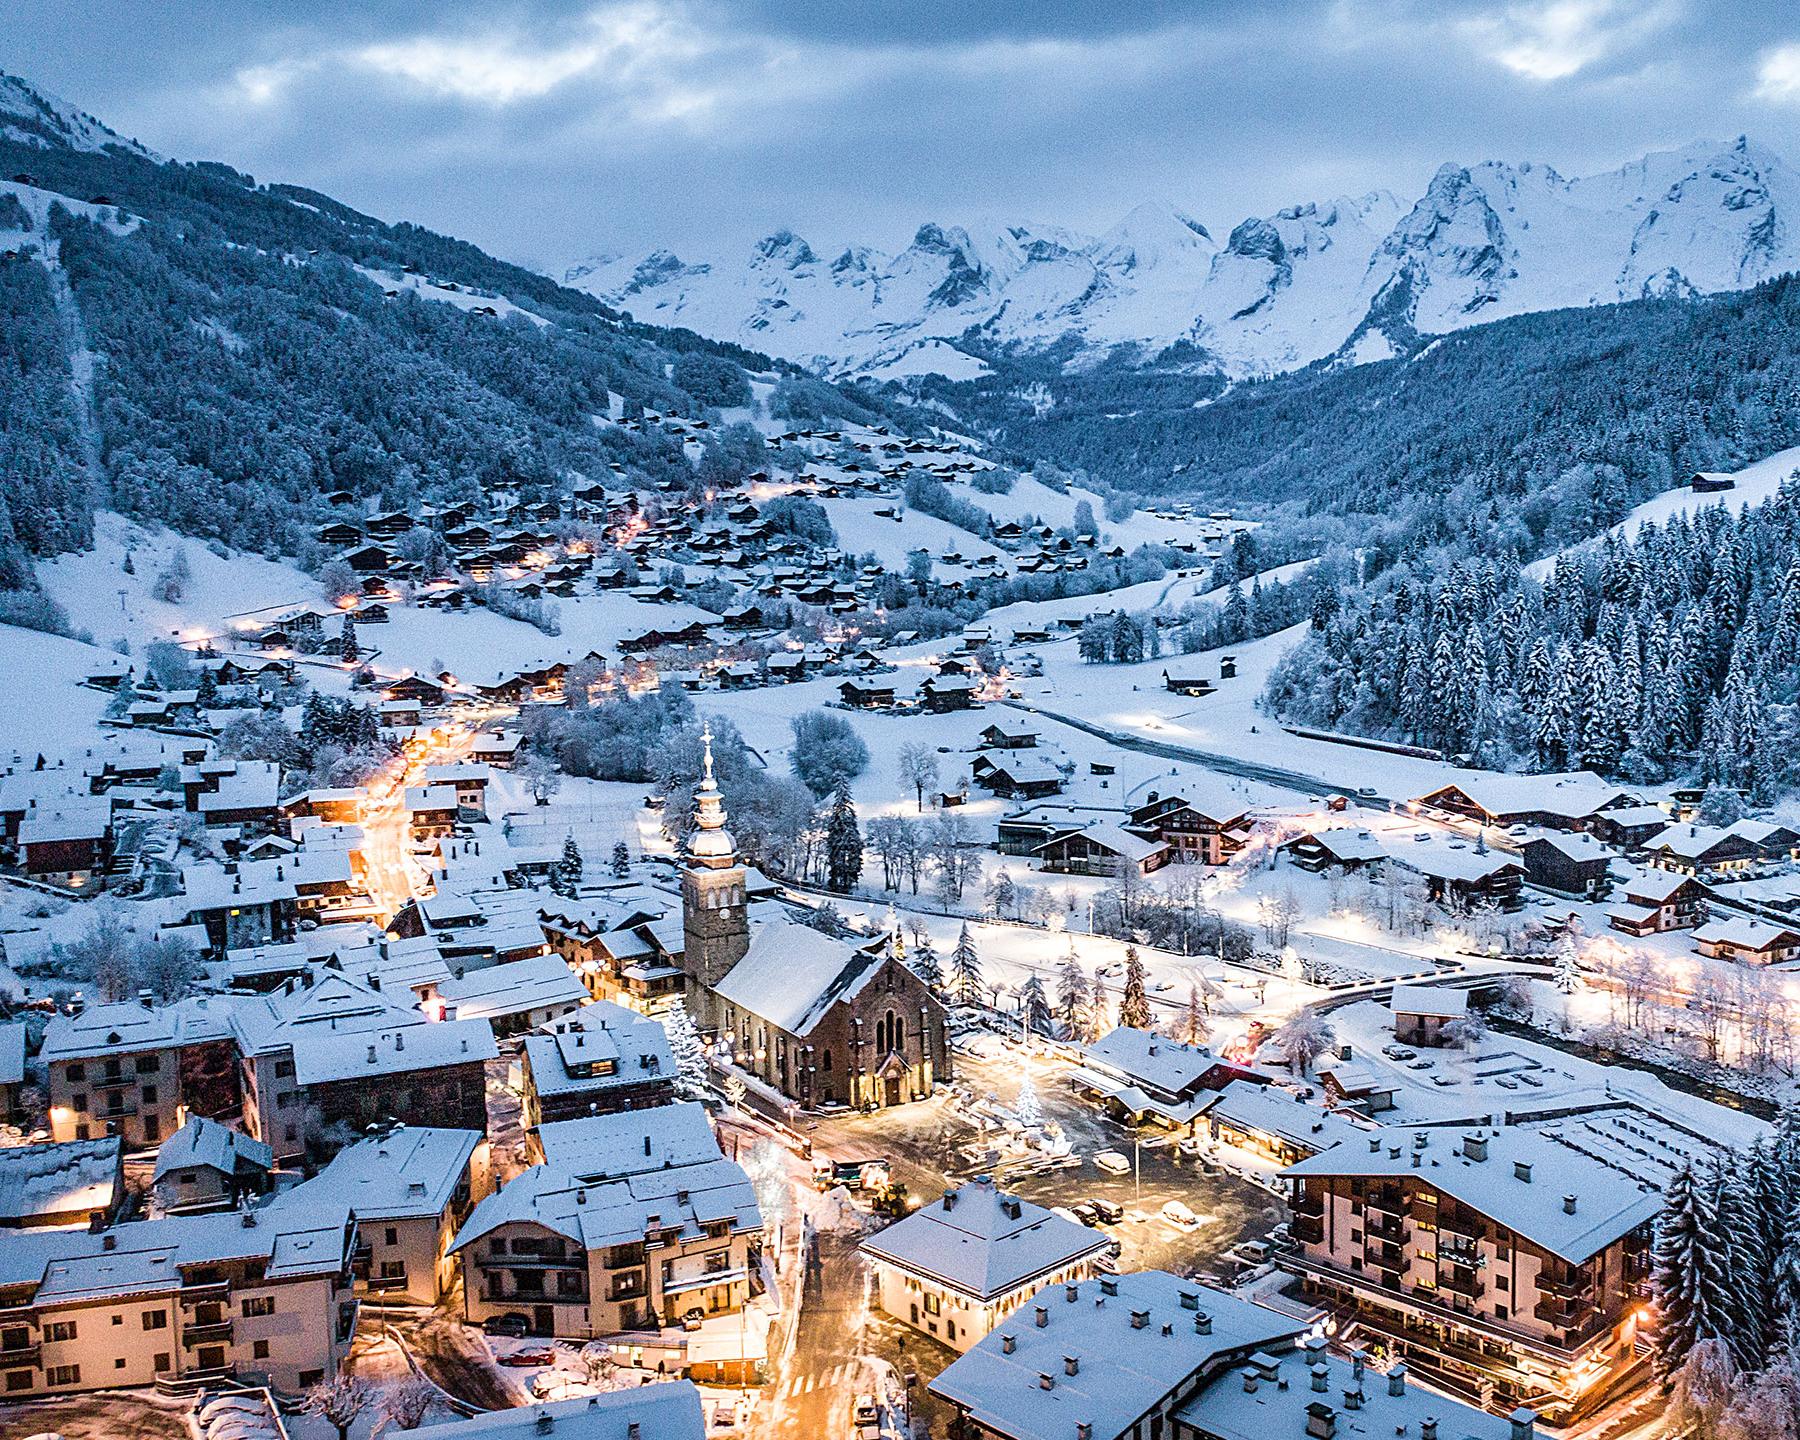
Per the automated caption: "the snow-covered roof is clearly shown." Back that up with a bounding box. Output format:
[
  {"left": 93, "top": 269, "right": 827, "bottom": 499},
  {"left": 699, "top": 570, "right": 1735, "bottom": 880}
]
[
  {"left": 153, "top": 1116, "right": 273, "bottom": 1182},
  {"left": 1695, "top": 916, "right": 1800, "bottom": 951},
  {"left": 1209, "top": 1079, "right": 1375, "bottom": 1156},
  {"left": 18, "top": 798, "right": 111, "bottom": 844},
  {"left": 273, "top": 1126, "right": 479, "bottom": 1222},
  {"left": 1285, "top": 1125, "right": 1666, "bottom": 1264},
  {"left": 1174, "top": 1341, "right": 1514, "bottom": 1440},
  {"left": 1523, "top": 831, "right": 1614, "bottom": 864},
  {"left": 290, "top": 1017, "right": 496, "bottom": 1086},
  {"left": 42, "top": 993, "right": 235, "bottom": 1063},
  {"left": 1388, "top": 984, "right": 1468, "bottom": 1019},
  {"left": 1381, "top": 835, "right": 1519, "bottom": 884},
  {"left": 402, "top": 1382, "right": 704, "bottom": 1439},
  {"left": 0, "top": 1136, "right": 119, "bottom": 1223},
  {"left": 1294, "top": 827, "right": 1387, "bottom": 863},
  {"left": 1081, "top": 1027, "right": 1215, "bottom": 1097},
  {"left": 1415, "top": 770, "right": 1631, "bottom": 822},
  {"left": 861, "top": 1177, "right": 1111, "bottom": 1301},
  {"left": 438, "top": 955, "right": 586, "bottom": 1024},
  {"left": 523, "top": 1001, "right": 675, "bottom": 1100},
  {"left": 0, "top": 1020, "right": 24, "bottom": 1087},
  {"left": 1644, "top": 822, "right": 1746, "bottom": 860},
  {"left": 1035, "top": 821, "right": 1164, "bottom": 864},
  {"left": 1621, "top": 867, "right": 1699, "bottom": 904},
  {"left": 533, "top": 1101, "right": 721, "bottom": 1181},
  {"left": 711, "top": 917, "right": 889, "bottom": 1037},
  {"left": 929, "top": 1272, "right": 1305, "bottom": 1440}
]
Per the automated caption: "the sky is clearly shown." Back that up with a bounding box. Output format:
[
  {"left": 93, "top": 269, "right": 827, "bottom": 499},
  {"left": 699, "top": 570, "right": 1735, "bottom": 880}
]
[{"left": 8, "top": 0, "right": 1800, "bottom": 276}]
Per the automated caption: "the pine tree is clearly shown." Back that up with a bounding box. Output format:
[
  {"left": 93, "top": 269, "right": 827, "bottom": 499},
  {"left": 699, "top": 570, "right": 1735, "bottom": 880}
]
[
  {"left": 1055, "top": 952, "right": 1088, "bottom": 1038},
  {"left": 339, "top": 615, "right": 359, "bottom": 663},
  {"left": 825, "top": 781, "right": 863, "bottom": 894},
  {"left": 1553, "top": 934, "right": 1582, "bottom": 994},
  {"left": 550, "top": 835, "right": 584, "bottom": 896},
  {"left": 610, "top": 840, "right": 630, "bottom": 878},
  {"left": 661, "top": 1002, "right": 711, "bottom": 1100},
  {"left": 951, "top": 923, "right": 983, "bottom": 1008},
  {"left": 1170, "top": 983, "right": 1209, "bottom": 1047},
  {"left": 1652, "top": 1161, "right": 1731, "bottom": 1378},
  {"left": 195, "top": 667, "right": 219, "bottom": 708},
  {"left": 911, "top": 940, "right": 944, "bottom": 996},
  {"left": 1019, "top": 974, "right": 1052, "bottom": 1037},
  {"left": 1014, "top": 1075, "right": 1043, "bottom": 1129},
  {"left": 1119, "top": 945, "right": 1151, "bottom": 1030}
]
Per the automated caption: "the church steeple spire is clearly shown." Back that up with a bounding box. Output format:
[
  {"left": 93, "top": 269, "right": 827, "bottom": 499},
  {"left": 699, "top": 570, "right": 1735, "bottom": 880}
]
[{"left": 688, "top": 724, "right": 737, "bottom": 869}]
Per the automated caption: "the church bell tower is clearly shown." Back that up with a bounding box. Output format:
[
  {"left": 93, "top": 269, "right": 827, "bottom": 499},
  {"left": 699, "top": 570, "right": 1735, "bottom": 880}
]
[{"left": 682, "top": 728, "right": 749, "bottom": 1003}]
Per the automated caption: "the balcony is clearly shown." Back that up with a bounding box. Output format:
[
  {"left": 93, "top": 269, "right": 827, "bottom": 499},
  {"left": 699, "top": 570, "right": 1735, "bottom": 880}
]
[
  {"left": 477, "top": 1252, "right": 581, "bottom": 1270},
  {"left": 182, "top": 1320, "right": 233, "bottom": 1346},
  {"left": 1437, "top": 1211, "right": 1484, "bottom": 1241},
  {"left": 1293, "top": 1192, "right": 1325, "bottom": 1219},
  {"left": 1294, "top": 1215, "right": 1325, "bottom": 1246},
  {"left": 1438, "top": 1269, "right": 1483, "bottom": 1300},
  {"left": 1365, "top": 1189, "right": 1407, "bottom": 1218},
  {"left": 1365, "top": 1214, "right": 1407, "bottom": 1244},
  {"left": 1535, "top": 1294, "right": 1593, "bottom": 1326},
  {"left": 1540, "top": 1270, "right": 1596, "bottom": 1299},
  {"left": 0, "top": 1340, "right": 39, "bottom": 1367},
  {"left": 180, "top": 1281, "right": 230, "bottom": 1301},
  {"left": 92, "top": 1071, "right": 139, "bottom": 1091}
]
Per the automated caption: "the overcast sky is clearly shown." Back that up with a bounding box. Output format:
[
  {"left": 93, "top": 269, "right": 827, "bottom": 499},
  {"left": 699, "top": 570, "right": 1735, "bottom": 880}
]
[{"left": 8, "top": 0, "right": 1800, "bottom": 275}]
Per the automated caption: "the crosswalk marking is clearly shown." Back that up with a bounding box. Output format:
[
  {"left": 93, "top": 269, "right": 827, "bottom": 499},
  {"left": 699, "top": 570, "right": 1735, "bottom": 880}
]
[{"left": 779, "top": 1360, "right": 862, "bottom": 1399}]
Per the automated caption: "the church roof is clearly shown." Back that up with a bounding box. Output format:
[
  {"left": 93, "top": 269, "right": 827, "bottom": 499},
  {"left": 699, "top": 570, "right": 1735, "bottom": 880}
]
[{"left": 712, "top": 918, "right": 889, "bottom": 1037}]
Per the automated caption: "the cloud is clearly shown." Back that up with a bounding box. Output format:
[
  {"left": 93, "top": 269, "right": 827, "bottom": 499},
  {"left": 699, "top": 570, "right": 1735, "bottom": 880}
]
[
  {"left": 1754, "top": 42, "right": 1800, "bottom": 104},
  {"left": 1460, "top": 0, "right": 1679, "bottom": 82}
]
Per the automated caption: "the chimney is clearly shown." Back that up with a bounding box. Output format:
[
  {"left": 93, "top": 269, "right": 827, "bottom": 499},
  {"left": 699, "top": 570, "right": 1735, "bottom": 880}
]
[
  {"left": 1130, "top": 1310, "right": 1150, "bottom": 1330},
  {"left": 1510, "top": 1409, "right": 1537, "bottom": 1440},
  {"left": 1563, "top": 1194, "right": 1578, "bottom": 1214},
  {"left": 1002, "top": 1335, "right": 1015, "bottom": 1354},
  {"left": 1036, "top": 1306, "right": 1049, "bottom": 1328},
  {"left": 1351, "top": 1350, "right": 1366, "bottom": 1379},
  {"left": 1514, "top": 1161, "right": 1533, "bottom": 1183},
  {"left": 1343, "top": 1389, "right": 1362, "bottom": 1411},
  {"left": 535, "top": 1413, "right": 553, "bottom": 1435},
  {"left": 1179, "top": 1290, "right": 1198, "bottom": 1310},
  {"left": 1064, "top": 1355, "right": 1079, "bottom": 1376},
  {"left": 943, "top": 1189, "right": 957, "bottom": 1212},
  {"left": 1066, "top": 1283, "right": 1079, "bottom": 1302},
  {"left": 1100, "top": 1277, "right": 1118, "bottom": 1297},
  {"left": 1243, "top": 1369, "right": 1260, "bottom": 1394},
  {"left": 628, "top": 1425, "right": 640, "bottom": 1440},
  {"left": 644, "top": 1134, "right": 652, "bottom": 1156},
  {"left": 1077, "top": 1426, "right": 1093, "bottom": 1440},
  {"left": 1311, "top": 1363, "right": 1329, "bottom": 1392},
  {"left": 394, "top": 1032, "right": 404, "bottom": 1051},
  {"left": 1194, "top": 1311, "right": 1212, "bottom": 1335},
  {"left": 1388, "top": 1364, "right": 1407, "bottom": 1397},
  {"left": 1462, "top": 1133, "right": 1488, "bottom": 1162},
  {"left": 1338, "top": 1043, "right": 1351, "bottom": 1061},
  {"left": 1039, "top": 1373, "right": 1055, "bottom": 1391},
  {"left": 367, "top": 1043, "right": 378, "bottom": 1064},
  {"left": 1306, "top": 1402, "right": 1337, "bottom": 1440},
  {"left": 103, "top": 1233, "right": 116, "bottom": 1251},
  {"left": 1422, "top": 1419, "right": 1438, "bottom": 1440},
  {"left": 138, "top": 989, "right": 155, "bottom": 1008},
  {"left": 1369, "top": 1136, "right": 1382, "bottom": 1153}
]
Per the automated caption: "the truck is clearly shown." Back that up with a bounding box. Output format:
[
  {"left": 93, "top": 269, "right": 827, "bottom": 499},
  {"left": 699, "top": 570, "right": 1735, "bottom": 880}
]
[{"left": 811, "top": 1154, "right": 891, "bottom": 1192}]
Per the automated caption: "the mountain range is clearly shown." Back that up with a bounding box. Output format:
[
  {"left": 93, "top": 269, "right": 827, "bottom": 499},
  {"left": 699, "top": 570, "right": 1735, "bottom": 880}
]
[{"left": 565, "top": 138, "right": 1800, "bottom": 381}]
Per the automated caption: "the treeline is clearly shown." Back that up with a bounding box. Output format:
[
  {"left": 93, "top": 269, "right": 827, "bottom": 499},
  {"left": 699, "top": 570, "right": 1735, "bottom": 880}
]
[
  {"left": 897, "top": 274, "right": 1800, "bottom": 566},
  {"left": 1265, "top": 484, "right": 1800, "bottom": 796},
  {"left": 0, "top": 131, "right": 908, "bottom": 562}
]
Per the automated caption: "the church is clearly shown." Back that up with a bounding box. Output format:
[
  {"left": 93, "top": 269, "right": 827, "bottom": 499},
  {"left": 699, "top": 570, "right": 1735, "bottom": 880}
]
[{"left": 681, "top": 731, "right": 952, "bottom": 1110}]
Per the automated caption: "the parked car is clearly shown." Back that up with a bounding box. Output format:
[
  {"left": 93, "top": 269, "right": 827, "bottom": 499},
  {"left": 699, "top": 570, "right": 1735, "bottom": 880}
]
[
  {"left": 1071, "top": 1203, "right": 1101, "bottom": 1227},
  {"left": 482, "top": 1314, "right": 530, "bottom": 1338},
  {"left": 1161, "top": 1200, "right": 1202, "bottom": 1232},
  {"left": 1236, "top": 1239, "right": 1272, "bottom": 1264},
  {"left": 1094, "top": 1150, "right": 1131, "bottom": 1175},
  {"left": 1087, "top": 1197, "right": 1125, "bottom": 1224},
  {"left": 499, "top": 1349, "right": 555, "bottom": 1367}
]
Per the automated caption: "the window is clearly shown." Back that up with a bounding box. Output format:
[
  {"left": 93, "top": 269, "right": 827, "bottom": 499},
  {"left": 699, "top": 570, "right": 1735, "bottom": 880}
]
[
  {"left": 73, "top": 1093, "right": 88, "bottom": 1113},
  {"left": 923, "top": 1293, "right": 941, "bottom": 1316},
  {"left": 253, "top": 1340, "right": 270, "bottom": 1360},
  {"left": 45, "top": 1321, "right": 77, "bottom": 1342},
  {"left": 154, "top": 1352, "right": 170, "bottom": 1372},
  {"left": 299, "top": 1369, "right": 324, "bottom": 1388},
  {"left": 142, "top": 1086, "right": 158, "bottom": 1106},
  {"left": 47, "top": 1364, "right": 80, "bottom": 1386},
  {"left": 380, "top": 1262, "right": 406, "bottom": 1279},
  {"left": 112, "top": 1314, "right": 123, "bottom": 1326},
  {"left": 385, "top": 1227, "right": 398, "bottom": 1247},
  {"left": 240, "top": 1296, "right": 274, "bottom": 1318},
  {"left": 142, "top": 1311, "right": 166, "bottom": 1330},
  {"left": 115, "top": 1357, "right": 126, "bottom": 1369},
  {"left": 66, "top": 1063, "right": 85, "bottom": 1081},
  {"left": 6, "top": 1371, "right": 33, "bottom": 1392},
  {"left": 275, "top": 1060, "right": 294, "bottom": 1079},
  {"left": 822, "top": 1049, "right": 832, "bottom": 1074},
  {"left": 136, "top": 1055, "right": 158, "bottom": 1074}
]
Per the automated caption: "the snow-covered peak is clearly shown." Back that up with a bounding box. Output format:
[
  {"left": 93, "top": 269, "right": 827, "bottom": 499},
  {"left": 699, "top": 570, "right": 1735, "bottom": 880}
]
[
  {"left": 564, "top": 138, "right": 1800, "bottom": 380},
  {"left": 0, "top": 71, "right": 154, "bottom": 158}
]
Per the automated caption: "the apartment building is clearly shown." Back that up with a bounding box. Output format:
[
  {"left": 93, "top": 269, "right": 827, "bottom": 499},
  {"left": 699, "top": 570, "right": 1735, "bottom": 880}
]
[
  {"left": 1282, "top": 1125, "right": 1664, "bottom": 1421},
  {"left": 451, "top": 1104, "right": 761, "bottom": 1341},
  {"left": 41, "top": 995, "right": 238, "bottom": 1148},
  {"left": 519, "top": 1000, "right": 678, "bottom": 1130},
  {"left": 0, "top": 1205, "right": 357, "bottom": 1397}
]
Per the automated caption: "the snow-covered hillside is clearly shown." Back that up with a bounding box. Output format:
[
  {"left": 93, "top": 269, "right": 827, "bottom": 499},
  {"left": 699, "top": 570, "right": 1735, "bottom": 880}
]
[
  {"left": 567, "top": 138, "right": 1800, "bottom": 381},
  {"left": 0, "top": 70, "right": 153, "bottom": 157}
]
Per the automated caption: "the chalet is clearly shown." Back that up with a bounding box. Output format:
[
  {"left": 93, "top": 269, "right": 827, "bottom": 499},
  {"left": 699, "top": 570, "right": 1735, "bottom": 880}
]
[
  {"left": 919, "top": 673, "right": 980, "bottom": 712},
  {"left": 18, "top": 802, "right": 112, "bottom": 885},
  {"left": 1162, "top": 669, "right": 1215, "bottom": 697},
  {"left": 342, "top": 543, "right": 393, "bottom": 574},
  {"left": 280, "top": 788, "right": 362, "bottom": 826},
  {"left": 1520, "top": 833, "right": 1613, "bottom": 899},
  {"left": 365, "top": 510, "right": 415, "bottom": 539},
  {"left": 179, "top": 860, "right": 299, "bottom": 952},
  {"left": 315, "top": 520, "right": 362, "bottom": 547},
  {"left": 151, "top": 1116, "right": 274, "bottom": 1215},
  {"left": 1128, "top": 790, "right": 1252, "bottom": 865},
  {"left": 722, "top": 604, "right": 763, "bottom": 629},
  {"left": 1590, "top": 804, "right": 1672, "bottom": 849},
  {"left": 839, "top": 677, "right": 898, "bottom": 709},
  {"left": 182, "top": 760, "right": 281, "bottom": 831},
  {"left": 378, "top": 697, "right": 422, "bottom": 728},
  {"left": 995, "top": 803, "right": 1116, "bottom": 856},
  {"left": 1606, "top": 869, "right": 1709, "bottom": 935},
  {"left": 1694, "top": 917, "right": 1800, "bottom": 965},
  {"left": 977, "top": 720, "right": 1039, "bottom": 750},
  {"left": 1729, "top": 818, "right": 1800, "bottom": 861},
  {"left": 384, "top": 674, "right": 446, "bottom": 706},
  {"left": 1385, "top": 837, "right": 1525, "bottom": 910},
  {"left": 1390, "top": 984, "right": 1469, "bottom": 1047},
  {"left": 1641, "top": 822, "right": 1761, "bottom": 875},
  {"left": 518, "top": 1000, "right": 678, "bottom": 1128},
  {"left": 1070, "top": 1027, "right": 1242, "bottom": 1130},
  {"left": 1691, "top": 470, "right": 1736, "bottom": 492},
  {"left": 404, "top": 785, "right": 461, "bottom": 839},
  {"left": 423, "top": 762, "right": 491, "bottom": 816},
  {"left": 1411, "top": 772, "right": 1633, "bottom": 832},
  {"left": 971, "top": 753, "right": 1065, "bottom": 800},
  {"left": 1283, "top": 827, "right": 1386, "bottom": 872},
  {"left": 863, "top": 1177, "right": 1113, "bottom": 1353},
  {"left": 1207, "top": 1078, "right": 1371, "bottom": 1165},
  {"left": 471, "top": 730, "right": 522, "bottom": 766},
  {"left": 1033, "top": 823, "right": 1170, "bottom": 878}
]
